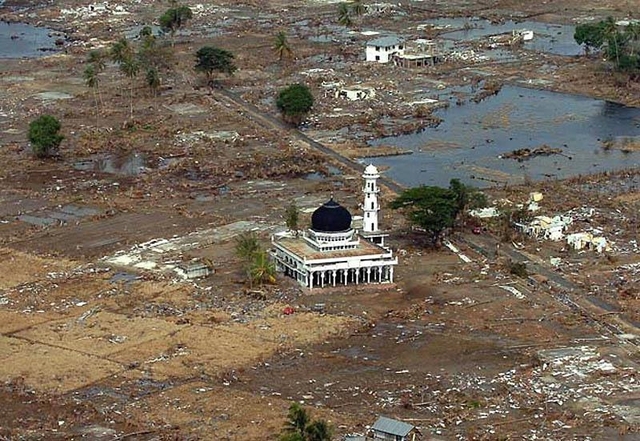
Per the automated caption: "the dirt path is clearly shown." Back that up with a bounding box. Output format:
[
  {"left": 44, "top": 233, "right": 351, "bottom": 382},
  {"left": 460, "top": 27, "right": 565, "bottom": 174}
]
[{"left": 215, "top": 88, "right": 406, "bottom": 194}]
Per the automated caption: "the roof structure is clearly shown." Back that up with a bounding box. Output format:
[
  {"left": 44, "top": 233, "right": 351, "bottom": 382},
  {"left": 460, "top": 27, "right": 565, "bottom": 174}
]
[
  {"left": 311, "top": 197, "right": 352, "bottom": 232},
  {"left": 366, "top": 35, "right": 403, "bottom": 47},
  {"left": 371, "top": 416, "right": 414, "bottom": 437}
]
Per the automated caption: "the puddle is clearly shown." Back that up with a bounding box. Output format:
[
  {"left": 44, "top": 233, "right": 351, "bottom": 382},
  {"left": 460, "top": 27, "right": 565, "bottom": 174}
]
[
  {"left": 110, "top": 271, "right": 140, "bottom": 284},
  {"left": 367, "top": 85, "right": 640, "bottom": 188},
  {"left": 304, "top": 165, "right": 343, "bottom": 181},
  {"left": 74, "top": 153, "right": 148, "bottom": 176},
  {"left": 420, "top": 18, "right": 582, "bottom": 56},
  {"left": 16, "top": 204, "right": 100, "bottom": 227},
  {"left": 0, "top": 22, "right": 61, "bottom": 58}
]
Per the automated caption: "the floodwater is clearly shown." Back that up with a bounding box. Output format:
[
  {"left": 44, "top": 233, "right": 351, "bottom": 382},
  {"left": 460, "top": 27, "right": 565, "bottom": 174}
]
[
  {"left": 0, "top": 22, "right": 59, "bottom": 58},
  {"left": 421, "top": 18, "right": 582, "bottom": 56},
  {"left": 367, "top": 85, "right": 640, "bottom": 188}
]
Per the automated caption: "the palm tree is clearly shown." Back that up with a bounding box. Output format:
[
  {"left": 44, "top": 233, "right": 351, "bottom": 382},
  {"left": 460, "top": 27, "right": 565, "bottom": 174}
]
[
  {"left": 249, "top": 250, "right": 276, "bottom": 286},
  {"left": 234, "top": 232, "right": 260, "bottom": 262},
  {"left": 110, "top": 37, "right": 134, "bottom": 65},
  {"left": 87, "top": 49, "right": 106, "bottom": 107},
  {"left": 337, "top": 3, "right": 352, "bottom": 27},
  {"left": 83, "top": 65, "right": 100, "bottom": 126},
  {"left": 283, "top": 403, "right": 309, "bottom": 439},
  {"left": 351, "top": 0, "right": 366, "bottom": 17},
  {"left": 120, "top": 57, "right": 140, "bottom": 119},
  {"left": 273, "top": 31, "right": 293, "bottom": 62},
  {"left": 305, "top": 420, "right": 332, "bottom": 441}
]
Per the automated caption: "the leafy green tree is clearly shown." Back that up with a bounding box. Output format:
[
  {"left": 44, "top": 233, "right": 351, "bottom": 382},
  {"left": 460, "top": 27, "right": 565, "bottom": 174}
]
[
  {"left": 337, "top": 3, "right": 352, "bottom": 27},
  {"left": 448, "top": 178, "right": 487, "bottom": 223},
  {"left": 159, "top": 5, "right": 193, "bottom": 47},
  {"left": 574, "top": 22, "right": 606, "bottom": 55},
  {"left": 574, "top": 17, "right": 640, "bottom": 76},
  {"left": 390, "top": 185, "right": 458, "bottom": 246},
  {"left": 273, "top": 31, "right": 293, "bottom": 62},
  {"left": 285, "top": 202, "right": 300, "bottom": 234},
  {"left": 276, "top": 84, "right": 314, "bottom": 126},
  {"left": 195, "top": 46, "right": 237, "bottom": 85},
  {"left": 146, "top": 67, "right": 160, "bottom": 97},
  {"left": 28, "top": 115, "right": 63, "bottom": 158}
]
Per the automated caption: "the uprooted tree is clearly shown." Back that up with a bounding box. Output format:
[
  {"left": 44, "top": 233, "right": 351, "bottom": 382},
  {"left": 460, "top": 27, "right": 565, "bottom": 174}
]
[
  {"left": 276, "top": 83, "right": 314, "bottom": 126},
  {"left": 28, "top": 115, "right": 64, "bottom": 158}
]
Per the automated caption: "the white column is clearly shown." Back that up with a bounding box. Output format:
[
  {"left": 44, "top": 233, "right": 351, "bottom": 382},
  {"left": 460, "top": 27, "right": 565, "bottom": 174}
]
[
  {"left": 355, "top": 269, "right": 359, "bottom": 285},
  {"left": 309, "top": 271, "right": 313, "bottom": 289},
  {"left": 321, "top": 270, "right": 325, "bottom": 288},
  {"left": 331, "top": 270, "right": 336, "bottom": 287},
  {"left": 343, "top": 270, "right": 347, "bottom": 285},
  {"left": 366, "top": 267, "right": 371, "bottom": 283},
  {"left": 389, "top": 266, "right": 394, "bottom": 283}
]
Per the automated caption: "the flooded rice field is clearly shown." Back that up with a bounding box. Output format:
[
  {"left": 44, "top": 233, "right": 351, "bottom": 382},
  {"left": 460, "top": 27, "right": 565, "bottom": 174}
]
[{"left": 368, "top": 85, "right": 640, "bottom": 188}]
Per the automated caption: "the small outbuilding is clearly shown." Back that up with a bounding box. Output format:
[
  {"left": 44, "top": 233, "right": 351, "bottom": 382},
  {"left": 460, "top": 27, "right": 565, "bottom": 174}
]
[
  {"left": 370, "top": 416, "right": 419, "bottom": 441},
  {"left": 365, "top": 36, "right": 405, "bottom": 63}
]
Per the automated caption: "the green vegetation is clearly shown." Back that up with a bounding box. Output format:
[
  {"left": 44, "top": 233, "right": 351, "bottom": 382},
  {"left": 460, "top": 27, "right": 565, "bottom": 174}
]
[
  {"left": 234, "top": 232, "right": 276, "bottom": 286},
  {"left": 194, "top": 46, "right": 237, "bottom": 85},
  {"left": 574, "top": 18, "right": 640, "bottom": 76},
  {"left": 276, "top": 84, "right": 314, "bottom": 126},
  {"left": 390, "top": 179, "right": 486, "bottom": 246},
  {"left": 28, "top": 115, "right": 63, "bottom": 158},
  {"left": 159, "top": 5, "right": 193, "bottom": 46},
  {"left": 285, "top": 202, "right": 300, "bottom": 234},
  {"left": 273, "top": 31, "right": 293, "bottom": 62},
  {"left": 279, "top": 403, "right": 332, "bottom": 441},
  {"left": 337, "top": 3, "right": 352, "bottom": 27}
]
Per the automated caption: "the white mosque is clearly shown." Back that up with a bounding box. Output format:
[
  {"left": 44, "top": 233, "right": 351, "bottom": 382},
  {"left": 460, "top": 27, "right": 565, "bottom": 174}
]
[{"left": 271, "top": 164, "right": 398, "bottom": 289}]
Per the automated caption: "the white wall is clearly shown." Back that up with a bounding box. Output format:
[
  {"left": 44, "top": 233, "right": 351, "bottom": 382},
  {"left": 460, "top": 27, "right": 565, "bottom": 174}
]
[{"left": 365, "top": 43, "right": 404, "bottom": 63}]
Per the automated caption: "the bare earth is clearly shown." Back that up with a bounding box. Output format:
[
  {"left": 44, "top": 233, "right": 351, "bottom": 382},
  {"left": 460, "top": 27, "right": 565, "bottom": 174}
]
[{"left": 0, "top": 0, "right": 639, "bottom": 440}]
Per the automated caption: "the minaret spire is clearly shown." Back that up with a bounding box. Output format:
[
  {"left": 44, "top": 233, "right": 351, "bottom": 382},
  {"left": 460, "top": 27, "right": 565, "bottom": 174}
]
[{"left": 362, "top": 164, "right": 380, "bottom": 233}]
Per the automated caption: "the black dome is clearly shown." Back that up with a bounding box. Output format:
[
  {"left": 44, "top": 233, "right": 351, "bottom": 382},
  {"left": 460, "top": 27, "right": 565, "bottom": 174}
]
[{"left": 311, "top": 198, "right": 352, "bottom": 232}]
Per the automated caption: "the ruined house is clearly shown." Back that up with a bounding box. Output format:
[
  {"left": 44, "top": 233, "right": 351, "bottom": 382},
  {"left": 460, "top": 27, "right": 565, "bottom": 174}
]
[
  {"left": 365, "top": 36, "right": 404, "bottom": 63},
  {"left": 370, "top": 416, "right": 420, "bottom": 441}
]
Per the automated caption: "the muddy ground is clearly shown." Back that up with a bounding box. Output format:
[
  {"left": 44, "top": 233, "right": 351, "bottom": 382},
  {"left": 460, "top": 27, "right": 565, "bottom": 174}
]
[{"left": 0, "top": 0, "right": 639, "bottom": 440}]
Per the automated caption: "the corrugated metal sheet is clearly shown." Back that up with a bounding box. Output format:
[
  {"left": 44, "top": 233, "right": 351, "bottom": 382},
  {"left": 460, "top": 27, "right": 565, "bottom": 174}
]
[{"left": 371, "top": 416, "right": 414, "bottom": 437}]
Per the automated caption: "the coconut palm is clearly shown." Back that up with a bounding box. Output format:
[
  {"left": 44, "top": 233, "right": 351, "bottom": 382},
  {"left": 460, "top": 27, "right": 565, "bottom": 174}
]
[
  {"left": 83, "top": 65, "right": 100, "bottom": 126},
  {"left": 119, "top": 57, "right": 140, "bottom": 119},
  {"left": 351, "top": 0, "right": 366, "bottom": 17},
  {"left": 337, "top": 3, "right": 352, "bottom": 27},
  {"left": 234, "top": 232, "right": 260, "bottom": 262},
  {"left": 249, "top": 250, "right": 276, "bottom": 286},
  {"left": 273, "top": 31, "right": 293, "bottom": 62}
]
